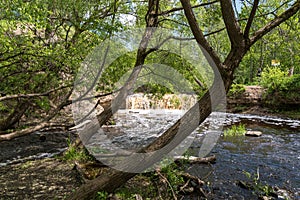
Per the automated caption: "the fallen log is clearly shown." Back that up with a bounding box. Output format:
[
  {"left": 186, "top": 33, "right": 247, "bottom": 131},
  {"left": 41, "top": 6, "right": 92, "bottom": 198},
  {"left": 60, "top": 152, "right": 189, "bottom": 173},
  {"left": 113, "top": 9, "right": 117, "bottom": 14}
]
[{"left": 174, "top": 155, "right": 216, "bottom": 164}]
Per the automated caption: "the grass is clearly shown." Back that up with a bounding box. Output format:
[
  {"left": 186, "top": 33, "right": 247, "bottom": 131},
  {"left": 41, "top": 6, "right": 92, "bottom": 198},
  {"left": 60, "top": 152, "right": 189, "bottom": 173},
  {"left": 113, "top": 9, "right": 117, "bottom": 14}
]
[
  {"left": 62, "top": 136, "right": 93, "bottom": 162},
  {"left": 223, "top": 124, "right": 246, "bottom": 137},
  {"left": 19, "top": 160, "right": 35, "bottom": 169},
  {"left": 95, "top": 158, "right": 189, "bottom": 200},
  {"left": 243, "top": 168, "right": 275, "bottom": 197}
]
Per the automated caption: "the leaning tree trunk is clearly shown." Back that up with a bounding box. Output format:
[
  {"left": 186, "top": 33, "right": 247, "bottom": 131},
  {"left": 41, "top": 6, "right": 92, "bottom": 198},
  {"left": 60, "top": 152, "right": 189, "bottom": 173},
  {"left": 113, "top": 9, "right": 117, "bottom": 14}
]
[
  {"left": 0, "top": 99, "right": 29, "bottom": 131},
  {"left": 69, "top": 76, "right": 228, "bottom": 200},
  {"left": 69, "top": 0, "right": 300, "bottom": 199}
]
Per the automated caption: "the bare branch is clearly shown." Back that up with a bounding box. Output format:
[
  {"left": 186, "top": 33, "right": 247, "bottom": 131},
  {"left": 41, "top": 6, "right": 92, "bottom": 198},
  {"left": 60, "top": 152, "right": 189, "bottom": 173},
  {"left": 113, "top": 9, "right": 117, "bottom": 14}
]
[
  {"left": 145, "top": 35, "right": 194, "bottom": 56},
  {"left": 74, "top": 45, "right": 110, "bottom": 102},
  {"left": 158, "top": 18, "right": 189, "bottom": 27},
  {"left": 204, "top": 27, "right": 226, "bottom": 37},
  {"left": 0, "top": 122, "right": 50, "bottom": 141}
]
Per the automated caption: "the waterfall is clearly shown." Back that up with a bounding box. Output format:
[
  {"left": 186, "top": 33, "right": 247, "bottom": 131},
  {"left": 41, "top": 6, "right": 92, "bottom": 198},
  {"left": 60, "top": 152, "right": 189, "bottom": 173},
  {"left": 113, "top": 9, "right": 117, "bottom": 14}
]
[{"left": 125, "top": 93, "right": 197, "bottom": 110}]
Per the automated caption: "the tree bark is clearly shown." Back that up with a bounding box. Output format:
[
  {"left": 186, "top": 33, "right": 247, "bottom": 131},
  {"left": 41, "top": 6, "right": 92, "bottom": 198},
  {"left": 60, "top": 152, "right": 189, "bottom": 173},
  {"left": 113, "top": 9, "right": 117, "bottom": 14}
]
[
  {"left": 69, "top": 1, "right": 300, "bottom": 199},
  {"left": 69, "top": 76, "right": 226, "bottom": 199},
  {"left": 0, "top": 100, "right": 29, "bottom": 131}
]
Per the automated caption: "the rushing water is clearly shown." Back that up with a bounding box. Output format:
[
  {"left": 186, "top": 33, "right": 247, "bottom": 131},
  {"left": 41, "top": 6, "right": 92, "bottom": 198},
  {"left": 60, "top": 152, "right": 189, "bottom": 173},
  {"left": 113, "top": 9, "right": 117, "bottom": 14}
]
[
  {"left": 0, "top": 111, "right": 299, "bottom": 198},
  {"left": 88, "top": 110, "right": 300, "bottom": 198},
  {"left": 191, "top": 112, "right": 300, "bottom": 199}
]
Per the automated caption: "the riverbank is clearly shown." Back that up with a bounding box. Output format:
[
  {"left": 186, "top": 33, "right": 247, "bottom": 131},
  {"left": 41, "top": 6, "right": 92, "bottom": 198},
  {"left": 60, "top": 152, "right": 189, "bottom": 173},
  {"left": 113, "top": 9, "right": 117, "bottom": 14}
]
[
  {"left": 0, "top": 158, "right": 81, "bottom": 199},
  {"left": 227, "top": 104, "right": 300, "bottom": 120},
  {"left": 227, "top": 85, "right": 300, "bottom": 120},
  {"left": 0, "top": 111, "right": 299, "bottom": 199}
]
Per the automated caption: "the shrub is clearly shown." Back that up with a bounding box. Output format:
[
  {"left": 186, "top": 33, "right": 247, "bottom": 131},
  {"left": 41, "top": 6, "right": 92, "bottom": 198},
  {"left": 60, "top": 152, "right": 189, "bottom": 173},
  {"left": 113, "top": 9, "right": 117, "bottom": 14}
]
[
  {"left": 260, "top": 66, "right": 288, "bottom": 92},
  {"left": 224, "top": 124, "right": 246, "bottom": 137},
  {"left": 228, "top": 84, "right": 246, "bottom": 97},
  {"left": 260, "top": 66, "right": 300, "bottom": 107}
]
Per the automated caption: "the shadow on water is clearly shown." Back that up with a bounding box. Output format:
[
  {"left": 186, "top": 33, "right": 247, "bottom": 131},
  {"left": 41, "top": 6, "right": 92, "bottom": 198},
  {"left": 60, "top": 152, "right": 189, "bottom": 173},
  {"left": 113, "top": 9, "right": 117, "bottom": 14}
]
[
  {"left": 188, "top": 112, "right": 300, "bottom": 199},
  {"left": 0, "top": 111, "right": 299, "bottom": 199},
  {"left": 0, "top": 131, "right": 76, "bottom": 166}
]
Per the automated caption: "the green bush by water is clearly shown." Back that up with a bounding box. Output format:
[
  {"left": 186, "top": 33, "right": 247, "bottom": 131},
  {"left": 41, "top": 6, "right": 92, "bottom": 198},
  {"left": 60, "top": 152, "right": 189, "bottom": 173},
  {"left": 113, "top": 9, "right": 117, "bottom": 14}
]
[
  {"left": 260, "top": 67, "right": 300, "bottom": 107},
  {"left": 224, "top": 124, "right": 246, "bottom": 137},
  {"left": 243, "top": 168, "right": 275, "bottom": 197}
]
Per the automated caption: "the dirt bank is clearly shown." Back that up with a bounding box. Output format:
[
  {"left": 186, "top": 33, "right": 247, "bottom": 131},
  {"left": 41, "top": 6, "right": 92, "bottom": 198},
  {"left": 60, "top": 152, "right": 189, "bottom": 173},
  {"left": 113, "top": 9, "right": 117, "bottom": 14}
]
[
  {"left": 0, "top": 158, "right": 81, "bottom": 200},
  {"left": 227, "top": 85, "right": 300, "bottom": 119}
]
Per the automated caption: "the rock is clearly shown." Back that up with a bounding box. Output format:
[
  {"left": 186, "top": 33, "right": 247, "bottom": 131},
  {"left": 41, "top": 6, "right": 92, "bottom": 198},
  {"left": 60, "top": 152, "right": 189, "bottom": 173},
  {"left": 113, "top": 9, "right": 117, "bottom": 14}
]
[
  {"left": 276, "top": 188, "right": 291, "bottom": 200},
  {"left": 245, "top": 131, "right": 262, "bottom": 137},
  {"left": 18, "top": 186, "right": 26, "bottom": 190},
  {"left": 134, "top": 194, "right": 143, "bottom": 200},
  {"left": 48, "top": 185, "right": 57, "bottom": 191},
  {"left": 39, "top": 135, "right": 46, "bottom": 142}
]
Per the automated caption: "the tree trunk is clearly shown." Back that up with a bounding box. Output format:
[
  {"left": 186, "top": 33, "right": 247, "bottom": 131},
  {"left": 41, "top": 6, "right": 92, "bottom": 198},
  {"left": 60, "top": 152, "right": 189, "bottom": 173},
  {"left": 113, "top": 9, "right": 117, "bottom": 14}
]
[
  {"left": 0, "top": 100, "right": 29, "bottom": 131},
  {"left": 69, "top": 75, "right": 227, "bottom": 199},
  {"left": 69, "top": 0, "right": 300, "bottom": 199}
]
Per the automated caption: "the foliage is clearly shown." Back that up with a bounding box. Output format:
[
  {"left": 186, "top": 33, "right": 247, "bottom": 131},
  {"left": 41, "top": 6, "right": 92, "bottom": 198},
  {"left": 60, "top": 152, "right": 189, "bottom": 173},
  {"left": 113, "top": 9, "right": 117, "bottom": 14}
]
[
  {"left": 223, "top": 124, "right": 246, "bottom": 137},
  {"left": 160, "top": 162, "right": 185, "bottom": 192},
  {"left": 98, "top": 50, "right": 209, "bottom": 97},
  {"left": 235, "top": 10, "right": 300, "bottom": 85},
  {"left": 0, "top": 0, "right": 298, "bottom": 135},
  {"left": 63, "top": 137, "right": 93, "bottom": 162},
  {"left": 96, "top": 191, "right": 109, "bottom": 200},
  {"left": 243, "top": 168, "right": 275, "bottom": 197},
  {"left": 260, "top": 66, "right": 288, "bottom": 92},
  {"left": 228, "top": 84, "right": 246, "bottom": 97},
  {"left": 259, "top": 67, "right": 300, "bottom": 107},
  {"left": 0, "top": 0, "right": 126, "bottom": 131}
]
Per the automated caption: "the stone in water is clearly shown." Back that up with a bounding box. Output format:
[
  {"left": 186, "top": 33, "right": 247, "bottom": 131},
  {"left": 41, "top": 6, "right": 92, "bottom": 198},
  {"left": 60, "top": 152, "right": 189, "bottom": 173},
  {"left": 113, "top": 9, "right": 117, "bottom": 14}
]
[{"left": 245, "top": 130, "right": 262, "bottom": 137}]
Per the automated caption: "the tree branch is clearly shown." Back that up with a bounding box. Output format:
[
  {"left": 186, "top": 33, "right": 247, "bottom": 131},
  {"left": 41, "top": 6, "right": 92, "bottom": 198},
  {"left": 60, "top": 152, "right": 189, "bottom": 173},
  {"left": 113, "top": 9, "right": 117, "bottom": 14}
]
[
  {"left": 180, "top": 0, "right": 223, "bottom": 72},
  {"left": 0, "top": 84, "right": 72, "bottom": 102},
  {"left": 145, "top": 35, "right": 194, "bottom": 56},
  {"left": 158, "top": 18, "right": 189, "bottom": 27},
  {"left": 159, "top": 0, "right": 219, "bottom": 16},
  {"left": 204, "top": 27, "right": 226, "bottom": 37},
  {"left": 0, "top": 51, "right": 24, "bottom": 62},
  {"left": 0, "top": 87, "right": 74, "bottom": 140},
  {"left": 238, "top": 1, "right": 293, "bottom": 22},
  {"left": 250, "top": 0, "right": 300, "bottom": 45},
  {"left": 244, "top": 0, "right": 259, "bottom": 39},
  {"left": 219, "top": 0, "right": 243, "bottom": 47}
]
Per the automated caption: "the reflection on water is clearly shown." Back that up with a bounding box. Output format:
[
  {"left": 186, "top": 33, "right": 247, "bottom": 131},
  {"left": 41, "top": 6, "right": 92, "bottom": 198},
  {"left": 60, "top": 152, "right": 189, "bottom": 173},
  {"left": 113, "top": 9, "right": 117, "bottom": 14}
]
[
  {"left": 93, "top": 110, "right": 300, "bottom": 197},
  {"left": 206, "top": 113, "right": 300, "bottom": 199},
  {"left": 0, "top": 110, "right": 299, "bottom": 197}
]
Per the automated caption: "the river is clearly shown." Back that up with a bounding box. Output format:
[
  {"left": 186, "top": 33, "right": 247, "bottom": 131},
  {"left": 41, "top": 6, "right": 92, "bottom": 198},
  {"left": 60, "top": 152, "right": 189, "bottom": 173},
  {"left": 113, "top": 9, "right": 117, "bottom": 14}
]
[{"left": 0, "top": 111, "right": 299, "bottom": 199}]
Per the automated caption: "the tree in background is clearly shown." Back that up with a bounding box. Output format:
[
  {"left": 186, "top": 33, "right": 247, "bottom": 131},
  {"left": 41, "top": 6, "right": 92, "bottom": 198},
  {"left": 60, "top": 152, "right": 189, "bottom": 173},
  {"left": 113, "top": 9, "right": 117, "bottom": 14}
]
[
  {"left": 0, "top": 0, "right": 299, "bottom": 198},
  {"left": 0, "top": 0, "right": 124, "bottom": 139},
  {"left": 235, "top": 1, "right": 300, "bottom": 84},
  {"left": 68, "top": 0, "right": 300, "bottom": 199}
]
